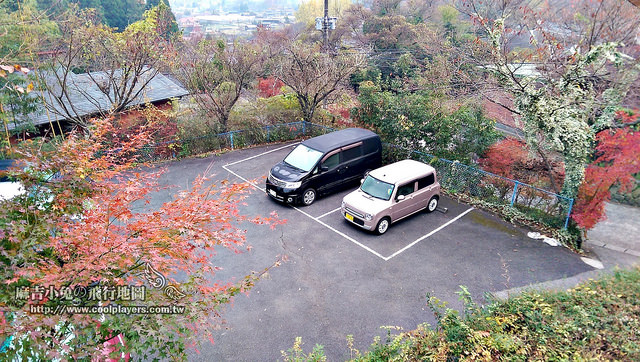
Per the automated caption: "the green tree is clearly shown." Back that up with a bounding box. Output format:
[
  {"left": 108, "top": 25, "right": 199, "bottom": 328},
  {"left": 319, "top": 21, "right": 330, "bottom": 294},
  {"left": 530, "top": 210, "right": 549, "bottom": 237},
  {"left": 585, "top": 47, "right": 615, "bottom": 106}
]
[
  {"left": 353, "top": 81, "right": 498, "bottom": 163},
  {"left": 0, "top": 1, "right": 58, "bottom": 63},
  {"left": 0, "top": 71, "right": 41, "bottom": 138}
]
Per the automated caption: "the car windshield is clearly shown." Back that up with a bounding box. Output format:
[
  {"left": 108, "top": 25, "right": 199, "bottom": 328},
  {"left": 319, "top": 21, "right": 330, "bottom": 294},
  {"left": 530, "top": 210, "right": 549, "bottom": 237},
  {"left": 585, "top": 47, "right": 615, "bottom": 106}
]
[
  {"left": 283, "top": 144, "right": 323, "bottom": 172},
  {"left": 360, "top": 175, "right": 394, "bottom": 200}
]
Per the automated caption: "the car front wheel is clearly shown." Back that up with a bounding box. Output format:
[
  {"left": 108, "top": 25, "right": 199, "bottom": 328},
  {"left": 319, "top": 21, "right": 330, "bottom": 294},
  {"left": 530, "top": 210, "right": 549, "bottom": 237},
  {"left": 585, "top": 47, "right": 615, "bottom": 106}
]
[
  {"left": 376, "top": 217, "right": 390, "bottom": 235},
  {"left": 302, "top": 188, "right": 316, "bottom": 206}
]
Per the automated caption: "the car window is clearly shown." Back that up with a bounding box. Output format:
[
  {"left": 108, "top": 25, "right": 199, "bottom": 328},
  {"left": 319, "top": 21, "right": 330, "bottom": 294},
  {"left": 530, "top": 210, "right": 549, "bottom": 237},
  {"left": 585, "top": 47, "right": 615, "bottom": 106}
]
[
  {"left": 417, "top": 174, "right": 435, "bottom": 189},
  {"left": 396, "top": 183, "right": 415, "bottom": 198},
  {"left": 362, "top": 138, "right": 379, "bottom": 155},
  {"left": 360, "top": 175, "right": 394, "bottom": 200},
  {"left": 284, "top": 144, "right": 323, "bottom": 172},
  {"left": 322, "top": 153, "right": 340, "bottom": 169},
  {"left": 341, "top": 145, "right": 362, "bottom": 162}
]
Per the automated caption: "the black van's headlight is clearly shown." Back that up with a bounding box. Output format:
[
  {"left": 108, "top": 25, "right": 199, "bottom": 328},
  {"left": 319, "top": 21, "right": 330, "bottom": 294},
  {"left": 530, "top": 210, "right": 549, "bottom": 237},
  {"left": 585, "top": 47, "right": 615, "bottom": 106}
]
[{"left": 284, "top": 181, "right": 301, "bottom": 189}]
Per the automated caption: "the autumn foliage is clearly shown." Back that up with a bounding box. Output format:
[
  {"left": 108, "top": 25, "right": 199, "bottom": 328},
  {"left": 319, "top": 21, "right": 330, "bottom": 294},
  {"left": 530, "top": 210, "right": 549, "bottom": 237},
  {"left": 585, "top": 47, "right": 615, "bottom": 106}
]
[
  {"left": 479, "top": 138, "right": 564, "bottom": 191},
  {"left": 257, "top": 76, "right": 285, "bottom": 98},
  {"left": 0, "top": 119, "right": 284, "bottom": 359},
  {"left": 573, "top": 111, "right": 640, "bottom": 230}
]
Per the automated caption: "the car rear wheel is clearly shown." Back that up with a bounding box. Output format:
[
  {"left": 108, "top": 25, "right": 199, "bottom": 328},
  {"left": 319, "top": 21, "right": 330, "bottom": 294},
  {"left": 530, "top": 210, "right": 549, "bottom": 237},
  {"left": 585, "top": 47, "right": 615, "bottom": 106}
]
[
  {"left": 376, "top": 217, "right": 390, "bottom": 235},
  {"left": 302, "top": 188, "right": 316, "bottom": 206},
  {"left": 427, "top": 196, "right": 438, "bottom": 213}
]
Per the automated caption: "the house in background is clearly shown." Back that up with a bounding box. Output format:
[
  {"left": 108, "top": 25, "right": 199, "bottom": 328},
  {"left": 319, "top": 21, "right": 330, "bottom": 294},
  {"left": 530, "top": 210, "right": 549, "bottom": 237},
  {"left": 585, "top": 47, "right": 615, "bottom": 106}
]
[{"left": 8, "top": 68, "right": 189, "bottom": 140}]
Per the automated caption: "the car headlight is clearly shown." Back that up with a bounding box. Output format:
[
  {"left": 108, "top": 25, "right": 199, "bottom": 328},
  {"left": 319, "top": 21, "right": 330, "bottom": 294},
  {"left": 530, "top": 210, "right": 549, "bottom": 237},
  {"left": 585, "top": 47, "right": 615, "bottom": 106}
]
[
  {"left": 365, "top": 213, "right": 373, "bottom": 221},
  {"left": 341, "top": 200, "right": 345, "bottom": 209},
  {"left": 284, "top": 181, "right": 301, "bottom": 189}
]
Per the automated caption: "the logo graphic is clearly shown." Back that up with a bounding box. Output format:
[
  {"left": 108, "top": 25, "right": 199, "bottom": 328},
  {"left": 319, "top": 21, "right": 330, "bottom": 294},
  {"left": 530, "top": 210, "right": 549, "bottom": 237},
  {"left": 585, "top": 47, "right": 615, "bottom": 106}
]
[{"left": 143, "top": 262, "right": 187, "bottom": 301}]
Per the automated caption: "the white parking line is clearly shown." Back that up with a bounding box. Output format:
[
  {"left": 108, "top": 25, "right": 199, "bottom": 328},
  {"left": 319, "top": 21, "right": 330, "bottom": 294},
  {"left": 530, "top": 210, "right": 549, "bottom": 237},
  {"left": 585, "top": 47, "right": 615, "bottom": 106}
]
[
  {"left": 223, "top": 143, "right": 474, "bottom": 262},
  {"left": 225, "top": 142, "right": 299, "bottom": 167},
  {"left": 224, "top": 162, "right": 388, "bottom": 260},
  {"left": 222, "top": 165, "right": 264, "bottom": 191},
  {"left": 384, "top": 207, "right": 475, "bottom": 261},
  {"left": 293, "top": 205, "right": 388, "bottom": 260},
  {"left": 316, "top": 207, "right": 342, "bottom": 220}
]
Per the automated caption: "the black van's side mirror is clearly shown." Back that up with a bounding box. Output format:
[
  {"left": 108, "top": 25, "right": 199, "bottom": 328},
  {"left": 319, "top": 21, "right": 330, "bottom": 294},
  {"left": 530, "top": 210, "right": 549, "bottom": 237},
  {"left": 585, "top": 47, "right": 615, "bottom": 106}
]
[{"left": 320, "top": 165, "right": 329, "bottom": 172}]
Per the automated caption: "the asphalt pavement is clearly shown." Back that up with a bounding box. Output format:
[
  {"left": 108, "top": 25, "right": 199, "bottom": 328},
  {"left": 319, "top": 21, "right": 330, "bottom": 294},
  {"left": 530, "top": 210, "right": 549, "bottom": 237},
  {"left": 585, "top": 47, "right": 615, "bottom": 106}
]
[{"left": 146, "top": 142, "right": 605, "bottom": 361}]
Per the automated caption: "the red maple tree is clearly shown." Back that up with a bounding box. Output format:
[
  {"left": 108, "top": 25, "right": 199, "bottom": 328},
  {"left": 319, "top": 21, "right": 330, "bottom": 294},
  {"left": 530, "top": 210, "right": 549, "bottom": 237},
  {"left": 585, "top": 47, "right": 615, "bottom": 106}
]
[
  {"left": 0, "top": 119, "right": 285, "bottom": 359},
  {"left": 573, "top": 110, "right": 640, "bottom": 230},
  {"left": 257, "top": 76, "right": 285, "bottom": 98}
]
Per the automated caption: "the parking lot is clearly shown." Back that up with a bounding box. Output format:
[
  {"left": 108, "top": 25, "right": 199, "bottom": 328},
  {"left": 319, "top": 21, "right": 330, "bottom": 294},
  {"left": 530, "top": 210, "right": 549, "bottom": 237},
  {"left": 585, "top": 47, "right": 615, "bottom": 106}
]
[
  {"left": 224, "top": 142, "right": 476, "bottom": 261},
  {"left": 155, "top": 142, "right": 596, "bottom": 361}
]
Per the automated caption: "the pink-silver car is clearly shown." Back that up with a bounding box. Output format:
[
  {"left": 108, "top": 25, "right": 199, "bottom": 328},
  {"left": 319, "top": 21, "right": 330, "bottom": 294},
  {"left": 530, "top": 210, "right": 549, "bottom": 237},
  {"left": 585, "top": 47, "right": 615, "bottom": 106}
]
[{"left": 341, "top": 160, "right": 440, "bottom": 235}]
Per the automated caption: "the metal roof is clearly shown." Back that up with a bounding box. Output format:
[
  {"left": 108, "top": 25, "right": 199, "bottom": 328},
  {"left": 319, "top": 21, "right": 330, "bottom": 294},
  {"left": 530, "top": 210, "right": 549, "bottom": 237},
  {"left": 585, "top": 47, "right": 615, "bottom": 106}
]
[
  {"left": 302, "top": 128, "right": 379, "bottom": 153},
  {"left": 369, "top": 159, "right": 435, "bottom": 185},
  {"left": 12, "top": 68, "right": 189, "bottom": 130}
]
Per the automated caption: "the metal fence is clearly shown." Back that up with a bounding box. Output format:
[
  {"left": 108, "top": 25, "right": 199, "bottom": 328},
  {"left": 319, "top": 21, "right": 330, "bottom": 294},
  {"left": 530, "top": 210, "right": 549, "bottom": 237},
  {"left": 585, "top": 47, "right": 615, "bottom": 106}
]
[
  {"left": 134, "top": 121, "right": 334, "bottom": 162},
  {"left": 138, "top": 121, "right": 573, "bottom": 229},
  {"left": 382, "top": 144, "right": 574, "bottom": 229}
]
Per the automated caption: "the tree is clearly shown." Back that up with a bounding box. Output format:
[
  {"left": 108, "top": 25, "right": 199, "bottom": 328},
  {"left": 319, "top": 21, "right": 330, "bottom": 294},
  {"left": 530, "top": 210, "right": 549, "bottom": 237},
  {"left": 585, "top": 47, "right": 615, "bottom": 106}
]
[
  {"left": 0, "top": 1, "right": 58, "bottom": 63},
  {"left": 176, "top": 39, "right": 263, "bottom": 133},
  {"left": 479, "top": 137, "right": 565, "bottom": 199},
  {"left": 271, "top": 41, "right": 364, "bottom": 124},
  {"left": 0, "top": 66, "right": 40, "bottom": 139},
  {"left": 295, "top": 0, "right": 352, "bottom": 26},
  {"left": 73, "top": 0, "right": 143, "bottom": 32},
  {"left": 545, "top": 0, "right": 640, "bottom": 54},
  {"left": 0, "top": 118, "right": 285, "bottom": 359},
  {"left": 257, "top": 76, "right": 285, "bottom": 98},
  {"left": 353, "top": 81, "right": 499, "bottom": 163},
  {"left": 478, "top": 15, "right": 639, "bottom": 198},
  {"left": 37, "top": 2, "right": 178, "bottom": 128},
  {"left": 573, "top": 110, "right": 640, "bottom": 230}
]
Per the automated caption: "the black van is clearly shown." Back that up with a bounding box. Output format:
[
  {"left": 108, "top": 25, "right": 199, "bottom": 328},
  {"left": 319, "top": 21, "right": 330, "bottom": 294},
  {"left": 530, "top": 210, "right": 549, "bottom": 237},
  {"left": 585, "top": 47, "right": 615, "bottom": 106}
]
[{"left": 266, "top": 128, "right": 382, "bottom": 206}]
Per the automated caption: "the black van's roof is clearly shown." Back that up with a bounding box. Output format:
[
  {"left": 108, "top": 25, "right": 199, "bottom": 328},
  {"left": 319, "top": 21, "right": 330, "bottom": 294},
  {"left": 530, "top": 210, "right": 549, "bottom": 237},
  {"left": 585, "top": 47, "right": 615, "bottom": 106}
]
[{"left": 302, "top": 128, "right": 379, "bottom": 153}]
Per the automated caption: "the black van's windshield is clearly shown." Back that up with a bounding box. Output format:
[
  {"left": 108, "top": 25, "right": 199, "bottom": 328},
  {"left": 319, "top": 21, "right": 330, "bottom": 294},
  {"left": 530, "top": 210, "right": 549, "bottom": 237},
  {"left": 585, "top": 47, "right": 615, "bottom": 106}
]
[
  {"left": 284, "top": 144, "right": 323, "bottom": 172},
  {"left": 360, "top": 175, "right": 394, "bottom": 200}
]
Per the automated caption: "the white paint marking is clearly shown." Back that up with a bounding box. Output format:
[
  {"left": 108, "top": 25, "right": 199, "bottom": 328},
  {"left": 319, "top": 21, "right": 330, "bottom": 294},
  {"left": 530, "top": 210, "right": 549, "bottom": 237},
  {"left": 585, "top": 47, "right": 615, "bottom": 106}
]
[
  {"left": 225, "top": 142, "right": 299, "bottom": 167},
  {"left": 384, "top": 207, "right": 475, "bottom": 261},
  {"left": 316, "top": 207, "right": 342, "bottom": 220},
  {"left": 293, "top": 205, "right": 388, "bottom": 260},
  {"left": 580, "top": 257, "right": 604, "bottom": 269},
  {"left": 222, "top": 165, "right": 264, "bottom": 192},
  {"left": 223, "top": 143, "right": 474, "bottom": 262}
]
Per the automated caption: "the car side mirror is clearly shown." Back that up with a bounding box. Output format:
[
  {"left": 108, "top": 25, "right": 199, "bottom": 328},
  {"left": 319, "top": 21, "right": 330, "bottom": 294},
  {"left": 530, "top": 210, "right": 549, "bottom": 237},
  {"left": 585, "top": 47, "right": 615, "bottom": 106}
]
[
  {"left": 360, "top": 178, "right": 364, "bottom": 184},
  {"left": 397, "top": 194, "right": 405, "bottom": 201},
  {"left": 320, "top": 165, "right": 329, "bottom": 172}
]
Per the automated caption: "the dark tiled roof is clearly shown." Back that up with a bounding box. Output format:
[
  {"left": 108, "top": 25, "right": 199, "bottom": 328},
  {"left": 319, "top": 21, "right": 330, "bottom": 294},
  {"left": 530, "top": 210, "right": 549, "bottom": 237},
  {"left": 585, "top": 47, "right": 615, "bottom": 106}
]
[{"left": 13, "top": 68, "right": 188, "bottom": 130}]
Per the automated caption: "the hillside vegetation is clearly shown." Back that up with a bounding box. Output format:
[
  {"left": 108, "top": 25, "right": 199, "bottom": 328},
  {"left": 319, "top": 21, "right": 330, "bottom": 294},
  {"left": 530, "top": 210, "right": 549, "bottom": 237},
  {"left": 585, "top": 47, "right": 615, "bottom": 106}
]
[{"left": 284, "top": 267, "right": 640, "bottom": 361}]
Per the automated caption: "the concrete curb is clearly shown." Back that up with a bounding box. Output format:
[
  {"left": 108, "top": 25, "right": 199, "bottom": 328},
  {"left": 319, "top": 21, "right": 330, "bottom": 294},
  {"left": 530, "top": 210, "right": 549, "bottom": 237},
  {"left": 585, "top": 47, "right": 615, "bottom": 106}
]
[
  {"left": 585, "top": 240, "right": 640, "bottom": 257},
  {"left": 490, "top": 269, "right": 611, "bottom": 301}
]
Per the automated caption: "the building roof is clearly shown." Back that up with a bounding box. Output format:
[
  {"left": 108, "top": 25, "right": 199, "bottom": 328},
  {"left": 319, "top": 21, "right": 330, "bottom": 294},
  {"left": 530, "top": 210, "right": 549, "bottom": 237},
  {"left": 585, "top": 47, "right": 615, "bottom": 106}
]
[
  {"left": 13, "top": 68, "right": 188, "bottom": 130},
  {"left": 303, "top": 128, "right": 379, "bottom": 153},
  {"left": 369, "top": 159, "right": 435, "bottom": 185}
]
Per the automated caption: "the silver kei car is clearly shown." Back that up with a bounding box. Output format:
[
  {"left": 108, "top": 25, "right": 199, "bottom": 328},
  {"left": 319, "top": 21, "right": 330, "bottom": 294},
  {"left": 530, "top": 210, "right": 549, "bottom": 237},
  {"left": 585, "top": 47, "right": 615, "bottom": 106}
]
[{"left": 341, "top": 159, "right": 440, "bottom": 235}]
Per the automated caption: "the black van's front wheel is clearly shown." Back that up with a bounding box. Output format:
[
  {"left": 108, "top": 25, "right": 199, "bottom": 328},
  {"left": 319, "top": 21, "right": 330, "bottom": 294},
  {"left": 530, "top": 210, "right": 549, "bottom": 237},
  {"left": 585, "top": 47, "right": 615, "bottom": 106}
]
[{"left": 302, "top": 188, "right": 316, "bottom": 206}]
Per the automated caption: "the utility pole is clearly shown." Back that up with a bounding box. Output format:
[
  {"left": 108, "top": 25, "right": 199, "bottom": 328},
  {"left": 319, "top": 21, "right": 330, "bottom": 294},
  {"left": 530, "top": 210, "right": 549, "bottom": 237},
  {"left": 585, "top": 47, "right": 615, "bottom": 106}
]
[
  {"left": 316, "top": 0, "right": 336, "bottom": 53},
  {"left": 323, "top": 0, "right": 329, "bottom": 51}
]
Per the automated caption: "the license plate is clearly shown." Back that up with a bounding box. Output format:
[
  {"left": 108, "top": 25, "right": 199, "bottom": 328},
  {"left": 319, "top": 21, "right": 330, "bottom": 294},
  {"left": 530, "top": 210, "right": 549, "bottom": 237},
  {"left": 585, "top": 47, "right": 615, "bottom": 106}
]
[
  {"left": 345, "top": 213, "right": 354, "bottom": 222},
  {"left": 269, "top": 189, "right": 276, "bottom": 197}
]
